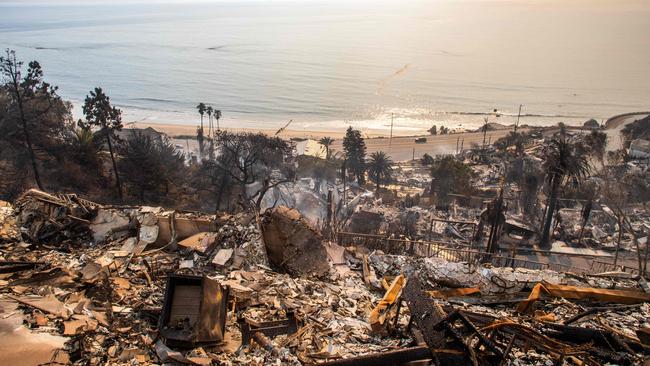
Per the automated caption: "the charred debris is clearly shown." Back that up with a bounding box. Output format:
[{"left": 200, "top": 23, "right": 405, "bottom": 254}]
[{"left": 1, "top": 127, "right": 650, "bottom": 366}]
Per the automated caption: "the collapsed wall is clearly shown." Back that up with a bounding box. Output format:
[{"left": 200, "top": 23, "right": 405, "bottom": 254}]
[{"left": 260, "top": 206, "right": 330, "bottom": 277}]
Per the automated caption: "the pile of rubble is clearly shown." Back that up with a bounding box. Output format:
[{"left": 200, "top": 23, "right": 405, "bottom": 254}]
[{"left": 0, "top": 190, "right": 649, "bottom": 365}]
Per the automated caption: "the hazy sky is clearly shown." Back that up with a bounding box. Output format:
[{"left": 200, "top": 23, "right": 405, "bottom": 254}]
[
  {"left": 2, "top": 0, "right": 647, "bottom": 3},
  {"left": 2, "top": 0, "right": 649, "bottom": 7}
]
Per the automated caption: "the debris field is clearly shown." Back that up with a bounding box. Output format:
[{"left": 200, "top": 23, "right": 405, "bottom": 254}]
[{"left": 0, "top": 189, "right": 649, "bottom": 366}]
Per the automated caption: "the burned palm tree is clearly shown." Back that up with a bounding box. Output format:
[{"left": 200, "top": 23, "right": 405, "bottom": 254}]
[{"left": 540, "top": 136, "right": 590, "bottom": 248}]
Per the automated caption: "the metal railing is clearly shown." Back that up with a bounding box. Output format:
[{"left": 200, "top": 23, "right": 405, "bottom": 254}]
[{"left": 337, "top": 231, "right": 597, "bottom": 274}]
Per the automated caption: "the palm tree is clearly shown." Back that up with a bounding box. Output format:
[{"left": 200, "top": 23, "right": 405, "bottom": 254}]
[
  {"left": 196, "top": 103, "right": 206, "bottom": 133},
  {"left": 206, "top": 106, "right": 213, "bottom": 138},
  {"left": 540, "top": 136, "right": 590, "bottom": 248},
  {"left": 196, "top": 103, "right": 206, "bottom": 156},
  {"left": 367, "top": 151, "right": 393, "bottom": 192},
  {"left": 72, "top": 127, "right": 98, "bottom": 168},
  {"left": 215, "top": 110, "right": 222, "bottom": 131},
  {"left": 318, "top": 137, "right": 334, "bottom": 159}
]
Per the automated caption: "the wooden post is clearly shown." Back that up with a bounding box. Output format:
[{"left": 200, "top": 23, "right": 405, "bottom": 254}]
[
  {"left": 515, "top": 104, "right": 522, "bottom": 133},
  {"left": 389, "top": 113, "right": 394, "bottom": 149}
]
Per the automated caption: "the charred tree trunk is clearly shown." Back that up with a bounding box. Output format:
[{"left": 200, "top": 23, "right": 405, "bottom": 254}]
[
  {"left": 215, "top": 174, "right": 227, "bottom": 213},
  {"left": 106, "top": 131, "right": 123, "bottom": 200},
  {"left": 541, "top": 176, "right": 559, "bottom": 248},
  {"left": 11, "top": 76, "right": 43, "bottom": 190},
  {"left": 614, "top": 215, "right": 623, "bottom": 267}
]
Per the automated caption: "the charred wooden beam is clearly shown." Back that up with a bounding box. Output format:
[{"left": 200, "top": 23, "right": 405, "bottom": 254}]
[
  {"left": 0, "top": 261, "right": 39, "bottom": 273},
  {"left": 402, "top": 277, "right": 447, "bottom": 348}
]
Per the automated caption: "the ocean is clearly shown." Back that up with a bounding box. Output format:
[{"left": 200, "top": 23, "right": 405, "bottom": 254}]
[{"left": 1, "top": 0, "right": 649, "bottom": 134}]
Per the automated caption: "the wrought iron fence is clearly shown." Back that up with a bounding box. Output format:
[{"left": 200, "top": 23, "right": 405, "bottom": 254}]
[{"left": 337, "top": 231, "right": 603, "bottom": 274}]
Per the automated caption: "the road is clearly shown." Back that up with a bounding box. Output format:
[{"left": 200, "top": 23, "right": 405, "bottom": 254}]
[
  {"left": 603, "top": 112, "right": 649, "bottom": 152},
  {"left": 331, "top": 129, "right": 515, "bottom": 161}
]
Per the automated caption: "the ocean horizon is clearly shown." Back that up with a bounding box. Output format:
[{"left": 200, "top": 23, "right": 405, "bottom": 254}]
[{"left": 1, "top": 0, "right": 649, "bottom": 134}]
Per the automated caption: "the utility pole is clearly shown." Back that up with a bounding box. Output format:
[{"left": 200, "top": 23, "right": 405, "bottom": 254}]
[
  {"left": 515, "top": 104, "right": 522, "bottom": 132},
  {"left": 482, "top": 117, "right": 488, "bottom": 150},
  {"left": 412, "top": 147, "right": 415, "bottom": 161},
  {"left": 456, "top": 136, "right": 460, "bottom": 154},
  {"left": 389, "top": 113, "right": 394, "bottom": 148},
  {"left": 342, "top": 160, "right": 347, "bottom": 207}
]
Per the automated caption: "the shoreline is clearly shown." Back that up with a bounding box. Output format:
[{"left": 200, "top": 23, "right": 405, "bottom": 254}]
[
  {"left": 131, "top": 121, "right": 354, "bottom": 140},
  {"left": 154, "top": 120, "right": 523, "bottom": 162},
  {"left": 123, "top": 112, "right": 598, "bottom": 141},
  {"left": 133, "top": 111, "right": 648, "bottom": 162},
  {"left": 131, "top": 120, "right": 520, "bottom": 140}
]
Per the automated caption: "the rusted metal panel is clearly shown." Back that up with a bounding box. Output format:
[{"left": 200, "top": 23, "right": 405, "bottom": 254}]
[{"left": 159, "top": 275, "right": 229, "bottom": 347}]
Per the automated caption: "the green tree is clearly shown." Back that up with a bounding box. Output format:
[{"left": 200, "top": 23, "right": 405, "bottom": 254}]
[
  {"left": 428, "top": 125, "right": 437, "bottom": 135},
  {"left": 0, "top": 50, "right": 65, "bottom": 190},
  {"left": 430, "top": 155, "right": 475, "bottom": 206},
  {"left": 342, "top": 127, "right": 366, "bottom": 184},
  {"left": 367, "top": 151, "right": 393, "bottom": 192},
  {"left": 70, "top": 127, "right": 100, "bottom": 170},
  {"left": 119, "top": 131, "right": 185, "bottom": 202},
  {"left": 540, "top": 136, "right": 590, "bottom": 247},
  {"left": 79, "top": 87, "right": 124, "bottom": 200},
  {"left": 318, "top": 136, "right": 334, "bottom": 159}
]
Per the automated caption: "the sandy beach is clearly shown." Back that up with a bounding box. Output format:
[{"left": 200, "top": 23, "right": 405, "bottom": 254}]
[
  {"left": 132, "top": 121, "right": 353, "bottom": 140},
  {"left": 133, "top": 109, "right": 649, "bottom": 162},
  {"left": 136, "top": 121, "right": 517, "bottom": 162}
]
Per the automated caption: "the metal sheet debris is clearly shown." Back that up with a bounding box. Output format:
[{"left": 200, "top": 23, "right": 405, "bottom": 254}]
[
  {"left": 1, "top": 188, "right": 649, "bottom": 366},
  {"left": 159, "top": 275, "right": 230, "bottom": 347},
  {"left": 517, "top": 282, "right": 650, "bottom": 313}
]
